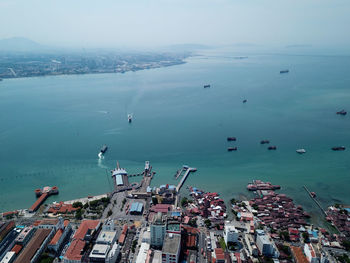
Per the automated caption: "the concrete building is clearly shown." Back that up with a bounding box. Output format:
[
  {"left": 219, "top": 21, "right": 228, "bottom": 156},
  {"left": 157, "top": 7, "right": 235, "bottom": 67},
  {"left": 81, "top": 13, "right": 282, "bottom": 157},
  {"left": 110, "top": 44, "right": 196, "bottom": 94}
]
[
  {"left": 0, "top": 252, "right": 16, "bottom": 263},
  {"left": 63, "top": 220, "right": 101, "bottom": 263},
  {"left": 48, "top": 219, "right": 72, "bottom": 255},
  {"left": 304, "top": 243, "right": 320, "bottom": 263},
  {"left": 13, "top": 228, "right": 54, "bottom": 263},
  {"left": 151, "top": 212, "right": 166, "bottom": 248},
  {"left": 96, "top": 230, "right": 117, "bottom": 246},
  {"left": 14, "top": 226, "right": 35, "bottom": 246},
  {"left": 136, "top": 242, "right": 150, "bottom": 263},
  {"left": 89, "top": 242, "right": 121, "bottom": 263},
  {"left": 161, "top": 233, "right": 181, "bottom": 263},
  {"left": 130, "top": 202, "right": 144, "bottom": 215},
  {"left": 224, "top": 223, "right": 239, "bottom": 244},
  {"left": 256, "top": 231, "right": 279, "bottom": 258}
]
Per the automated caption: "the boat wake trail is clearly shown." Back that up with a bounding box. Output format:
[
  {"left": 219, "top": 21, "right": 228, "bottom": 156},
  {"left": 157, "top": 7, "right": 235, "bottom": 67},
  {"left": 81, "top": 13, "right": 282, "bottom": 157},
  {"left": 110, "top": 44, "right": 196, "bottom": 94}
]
[{"left": 97, "top": 158, "right": 108, "bottom": 169}]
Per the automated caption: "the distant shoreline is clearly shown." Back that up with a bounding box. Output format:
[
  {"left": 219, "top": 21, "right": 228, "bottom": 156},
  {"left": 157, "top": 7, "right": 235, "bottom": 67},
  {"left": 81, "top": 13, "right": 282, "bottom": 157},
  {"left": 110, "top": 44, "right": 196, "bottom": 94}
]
[{"left": 0, "top": 60, "right": 187, "bottom": 80}]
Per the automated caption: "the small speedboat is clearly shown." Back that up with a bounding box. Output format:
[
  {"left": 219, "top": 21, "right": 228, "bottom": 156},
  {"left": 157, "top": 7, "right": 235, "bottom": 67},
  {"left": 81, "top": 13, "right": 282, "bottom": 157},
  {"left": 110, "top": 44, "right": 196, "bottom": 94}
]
[
  {"left": 243, "top": 99, "right": 247, "bottom": 103},
  {"left": 296, "top": 149, "right": 306, "bottom": 154},
  {"left": 128, "top": 114, "right": 132, "bottom": 123},
  {"left": 227, "top": 137, "right": 237, "bottom": 141},
  {"left": 280, "top": 70, "right": 289, "bottom": 74},
  {"left": 268, "top": 146, "right": 277, "bottom": 150},
  {"left": 204, "top": 84, "right": 211, "bottom": 88},
  {"left": 260, "top": 140, "right": 270, "bottom": 144},
  {"left": 336, "top": 110, "right": 347, "bottom": 115},
  {"left": 332, "top": 146, "right": 346, "bottom": 151},
  {"left": 228, "top": 147, "right": 237, "bottom": 152}
]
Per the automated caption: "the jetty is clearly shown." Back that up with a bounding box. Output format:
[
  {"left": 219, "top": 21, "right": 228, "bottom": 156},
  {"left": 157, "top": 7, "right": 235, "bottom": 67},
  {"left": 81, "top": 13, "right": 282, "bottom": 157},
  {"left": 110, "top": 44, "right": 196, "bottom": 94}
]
[
  {"left": 303, "top": 185, "right": 327, "bottom": 216},
  {"left": 176, "top": 167, "right": 197, "bottom": 192}
]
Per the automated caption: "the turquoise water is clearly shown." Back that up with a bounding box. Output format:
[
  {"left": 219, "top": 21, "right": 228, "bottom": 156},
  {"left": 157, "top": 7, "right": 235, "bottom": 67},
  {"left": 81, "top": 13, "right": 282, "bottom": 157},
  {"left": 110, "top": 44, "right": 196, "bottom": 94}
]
[{"left": 1, "top": 49, "right": 350, "bottom": 217}]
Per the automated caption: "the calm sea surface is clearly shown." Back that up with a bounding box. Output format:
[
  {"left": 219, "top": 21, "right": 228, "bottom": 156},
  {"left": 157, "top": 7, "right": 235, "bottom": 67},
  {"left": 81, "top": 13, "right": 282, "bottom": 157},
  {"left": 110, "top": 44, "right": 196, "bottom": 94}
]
[{"left": 1, "top": 48, "right": 350, "bottom": 220}]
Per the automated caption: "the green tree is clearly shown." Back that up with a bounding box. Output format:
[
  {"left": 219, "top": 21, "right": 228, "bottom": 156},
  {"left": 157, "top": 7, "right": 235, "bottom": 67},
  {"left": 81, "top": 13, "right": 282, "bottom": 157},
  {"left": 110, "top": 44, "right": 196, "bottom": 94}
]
[
  {"left": 204, "top": 219, "right": 211, "bottom": 228},
  {"left": 181, "top": 197, "right": 189, "bottom": 207},
  {"left": 72, "top": 202, "right": 83, "bottom": 208}
]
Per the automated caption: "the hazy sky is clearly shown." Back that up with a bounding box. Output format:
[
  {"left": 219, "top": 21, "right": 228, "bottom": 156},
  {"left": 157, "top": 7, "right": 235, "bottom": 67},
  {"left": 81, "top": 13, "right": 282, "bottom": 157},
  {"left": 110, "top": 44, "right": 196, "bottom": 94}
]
[{"left": 0, "top": 0, "right": 349, "bottom": 48}]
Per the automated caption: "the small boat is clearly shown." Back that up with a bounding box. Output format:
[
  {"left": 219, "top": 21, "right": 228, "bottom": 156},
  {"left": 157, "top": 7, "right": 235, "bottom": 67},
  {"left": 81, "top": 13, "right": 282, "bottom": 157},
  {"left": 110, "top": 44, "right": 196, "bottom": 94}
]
[
  {"left": 268, "top": 146, "right": 277, "bottom": 150},
  {"left": 227, "top": 137, "right": 237, "bottom": 141},
  {"left": 98, "top": 145, "right": 108, "bottom": 159},
  {"left": 311, "top": 192, "right": 316, "bottom": 198},
  {"left": 243, "top": 99, "right": 247, "bottom": 103},
  {"left": 128, "top": 114, "right": 132, "bottom": 123},
  {"left": 100, "top": 145, "right": 108, "bottom": 154},
  {"left": 332, "top": 146, "right": 346, "bottom": 151},
  {"left": 336, "top": 110, "right": 347, "bottom": 115},
  {"left": 280, "top": 70, "right": 289, "bottom": 74},
  {"left": 296, "top": 149, "right": 306, "bottom": 154},
  {"left": 260, "top": 140, "right": 270, "bottom": 144},
  {"left": 204, "top": 84, "right": 211, "bottom": 88},
  {"left": 228, "top": 147, "right": 237, "bottom": 151}
]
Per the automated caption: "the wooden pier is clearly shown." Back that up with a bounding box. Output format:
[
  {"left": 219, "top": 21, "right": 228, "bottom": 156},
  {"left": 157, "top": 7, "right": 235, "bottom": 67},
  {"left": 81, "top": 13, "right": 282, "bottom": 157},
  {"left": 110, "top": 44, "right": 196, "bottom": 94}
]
[{"left": 303, "top": 185, "right": 327, "bottom": 216}]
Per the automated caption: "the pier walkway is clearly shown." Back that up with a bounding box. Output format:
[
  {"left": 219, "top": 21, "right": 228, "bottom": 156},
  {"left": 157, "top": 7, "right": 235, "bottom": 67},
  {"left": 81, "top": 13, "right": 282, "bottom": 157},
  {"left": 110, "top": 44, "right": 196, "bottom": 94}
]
[
  {"left": 176, "top": 167, "right": 197, "bottom": 192},
  {"left": 303, "top": 185, "right": 327, "bottom": 216}
]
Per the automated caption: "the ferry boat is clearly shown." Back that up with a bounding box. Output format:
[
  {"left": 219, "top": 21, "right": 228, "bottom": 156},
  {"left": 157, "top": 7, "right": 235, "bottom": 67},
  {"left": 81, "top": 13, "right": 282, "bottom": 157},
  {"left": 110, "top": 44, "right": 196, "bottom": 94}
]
[
  {"left": 296, "top": 149, "right": 306, "bottom": 154},
  {"left": 128, "top": 114, "right": 132, "bottom": 123},
  {"left": 203, "top": 84, "right": 210, "bottom": 88},
  {"left": 280, "top": 70, "right": 289, "bottom": 74},
  {"left": 336, "top": 110, "right": 347, "bottom": 115}
]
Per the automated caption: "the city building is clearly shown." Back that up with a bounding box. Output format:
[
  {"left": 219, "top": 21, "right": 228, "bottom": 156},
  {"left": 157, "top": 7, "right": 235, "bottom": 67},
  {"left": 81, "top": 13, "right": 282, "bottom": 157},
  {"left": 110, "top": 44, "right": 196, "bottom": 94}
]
[
  {"left": 48, "top": 219, "right": 72, "bottom": 255},
  {"left": 224, "top": 223, "right": 239, "bottom": 244},
  {"left": 13, "top": 228, "right": 54, "bottom": 263},
  {"left": 0, "top": 252, "right": 16, "bottom": 263},
  {"left": 151, "top": 212, "right": 166, "bottom": 248},
  {"left": 130, "top": 202, "right": 144, "bottom": 215},
  {"left": 161, "top": 233, "right": 181, "bottom": 263},
  {"left": 256, "top": 231, "right": 279, "bottom": 258},
  {"left": 14, "top": 226, "right": 35, "bottom": 246},
  {"left": 304, "top": 243, "right": 320, "bottom": 263},
  {"left": 136, "top": 242, "right": 150, "bottom": 263},
  {"left": 89, "top": 243, "right": 121, "bottom": 263},
  {"left": 63, "top": 220, "right": 101, "bottom": 263}
]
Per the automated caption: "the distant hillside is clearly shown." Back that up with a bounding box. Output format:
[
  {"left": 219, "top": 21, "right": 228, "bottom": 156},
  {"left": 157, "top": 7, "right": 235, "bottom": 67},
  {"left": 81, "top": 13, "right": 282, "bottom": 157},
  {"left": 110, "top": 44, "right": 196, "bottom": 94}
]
[{"left": 0, "top": 37, "right": 46, "bottom": 52}]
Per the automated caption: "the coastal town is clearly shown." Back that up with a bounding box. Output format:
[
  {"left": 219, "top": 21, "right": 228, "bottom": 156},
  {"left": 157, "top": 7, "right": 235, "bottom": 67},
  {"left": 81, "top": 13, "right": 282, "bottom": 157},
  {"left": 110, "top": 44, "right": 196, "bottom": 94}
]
[
  {"left": 0, "top": 52, "right": 189, "bottom": 79},
  {"left": 1, "top": 161, "right": 350, "bottom": 263}
]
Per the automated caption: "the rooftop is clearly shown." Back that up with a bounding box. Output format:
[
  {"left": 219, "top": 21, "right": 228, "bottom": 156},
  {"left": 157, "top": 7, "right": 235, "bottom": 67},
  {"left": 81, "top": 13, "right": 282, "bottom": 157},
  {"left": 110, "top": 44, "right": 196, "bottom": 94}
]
[
  {"left": 13, "top": 228, "right": 51, "bottom": 263},
  {"left": 89, "top": 244, "right": 109, "bottom": 259},
  {"left": 162, "top": 233, "right": 181, "bottom": 255},
  {"left": 96, "top": 230, "right": 117, "bottom": 244}
]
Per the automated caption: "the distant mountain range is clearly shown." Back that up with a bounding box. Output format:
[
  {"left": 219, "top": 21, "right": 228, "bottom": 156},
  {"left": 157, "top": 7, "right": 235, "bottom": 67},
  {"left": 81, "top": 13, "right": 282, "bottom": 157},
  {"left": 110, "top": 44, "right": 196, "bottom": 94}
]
[{"left": 0, "top": 37, "right": 49, "bottom": 52}]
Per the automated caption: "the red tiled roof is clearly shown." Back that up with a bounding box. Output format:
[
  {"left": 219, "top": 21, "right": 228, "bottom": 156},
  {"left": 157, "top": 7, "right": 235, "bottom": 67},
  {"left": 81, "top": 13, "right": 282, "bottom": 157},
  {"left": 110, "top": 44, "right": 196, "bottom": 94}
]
[
  {"left": 73, "top": 220, "right": 100, "bottom": 240},
  {"left": 119, "top": 233, "right": 126, "bottom": 244},
  {"left": 49, "top": 229, "right": 63, "bottom": 246},
  {"left": 64, "top": 220, "right": 100, "bottom": 261},
  {"left": 11, "top": 244, "right": 22, "bottom": 254},
  {"left": 291, "top": 246, "right": 308, "bottom": 263},
  {"left": 64, "top": 239, "right": 85, "bottom": 261}
]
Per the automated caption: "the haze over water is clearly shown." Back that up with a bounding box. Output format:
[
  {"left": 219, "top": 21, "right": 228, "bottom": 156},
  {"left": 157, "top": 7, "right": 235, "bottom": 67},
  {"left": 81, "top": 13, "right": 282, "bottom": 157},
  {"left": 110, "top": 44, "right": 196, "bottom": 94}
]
[{"left": 1, "top": 47, "right": 350, "bottom": 220}]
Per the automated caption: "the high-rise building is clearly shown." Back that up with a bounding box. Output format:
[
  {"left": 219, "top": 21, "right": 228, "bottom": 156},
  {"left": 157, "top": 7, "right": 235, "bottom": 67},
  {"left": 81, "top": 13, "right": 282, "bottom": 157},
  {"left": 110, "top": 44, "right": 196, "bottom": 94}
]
[
  {"left": 151, "top": 212, "right": 166, "bottom": 248},
  {"left": 224, "top": 223, "right": 238, "bottom": 244}
]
